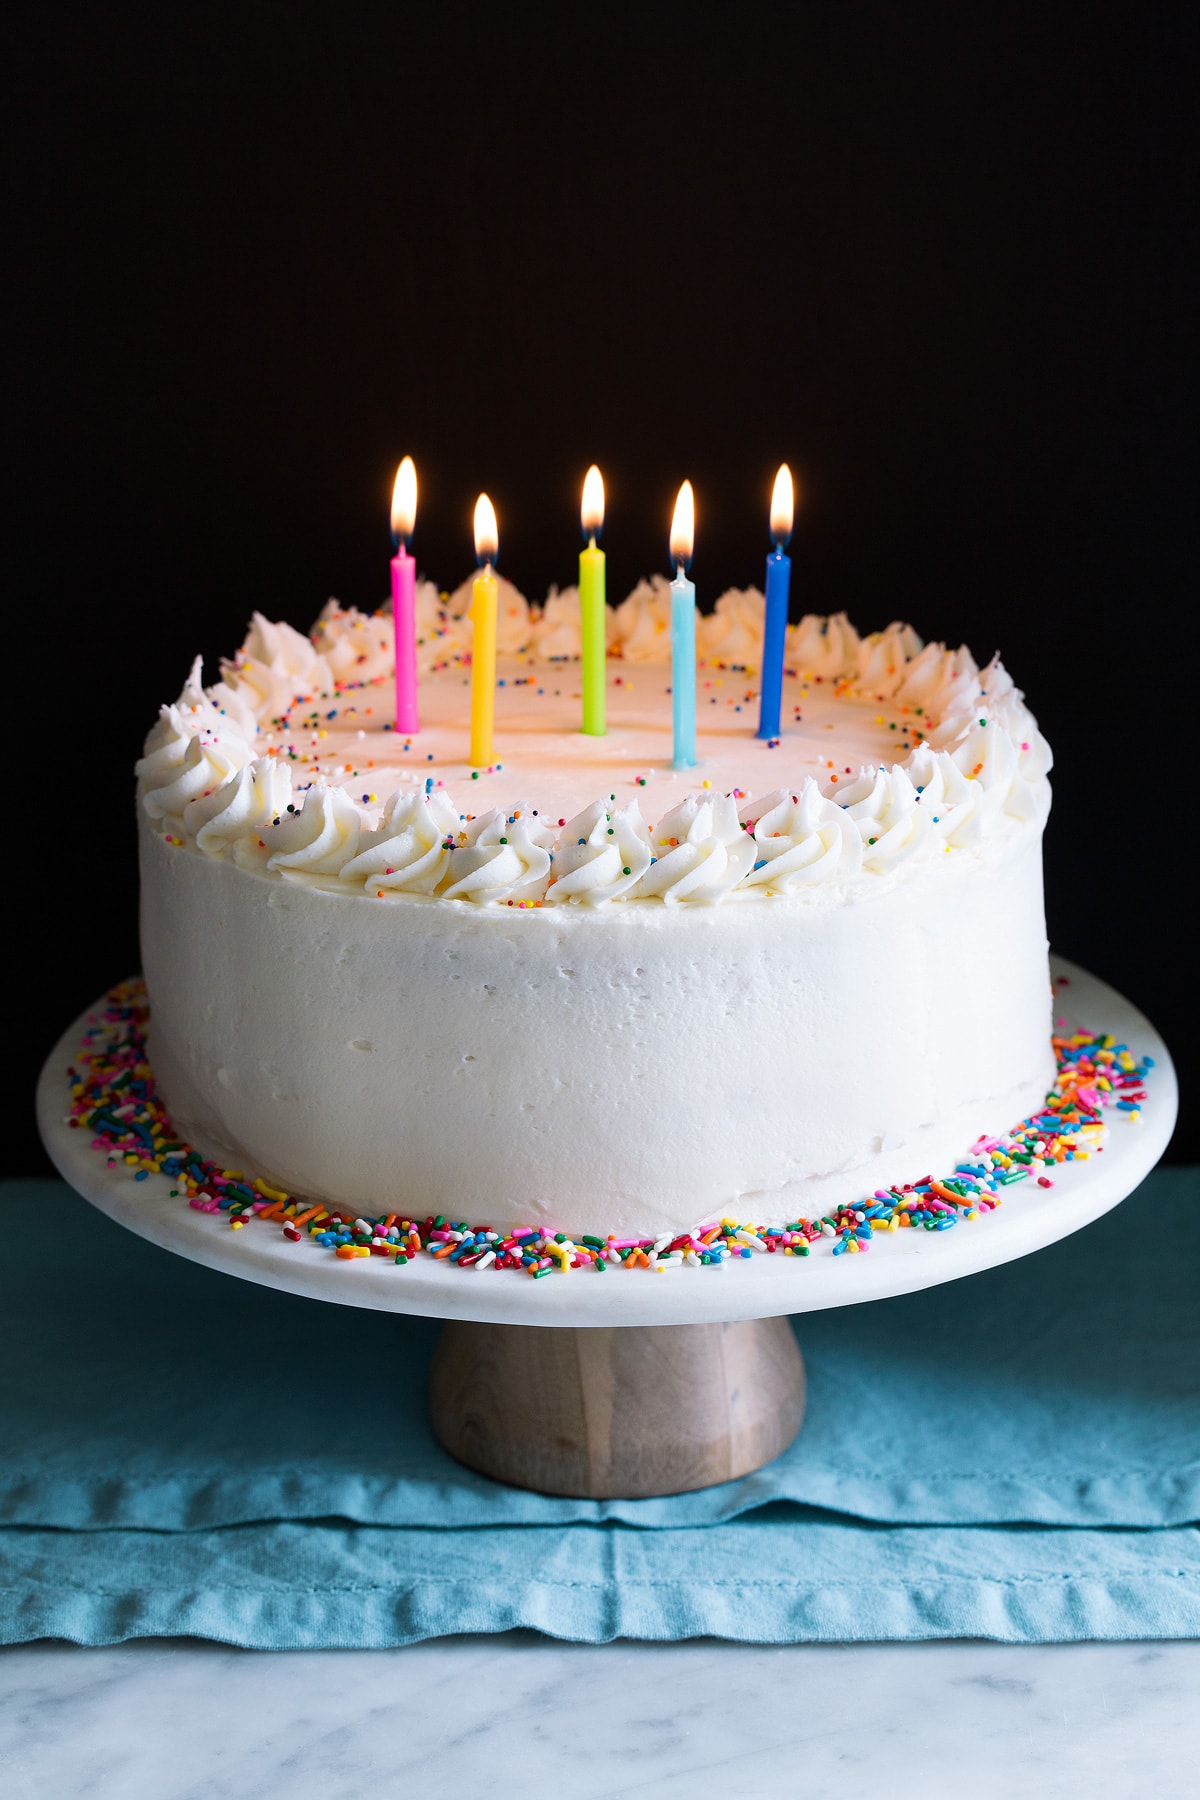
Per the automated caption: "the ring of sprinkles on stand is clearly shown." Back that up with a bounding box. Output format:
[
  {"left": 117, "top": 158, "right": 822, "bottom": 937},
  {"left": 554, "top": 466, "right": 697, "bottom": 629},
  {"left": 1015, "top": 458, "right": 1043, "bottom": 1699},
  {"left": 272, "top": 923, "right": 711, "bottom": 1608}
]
[{"left": 64, "top": 975, "right": 1155, "bottom": 1275}]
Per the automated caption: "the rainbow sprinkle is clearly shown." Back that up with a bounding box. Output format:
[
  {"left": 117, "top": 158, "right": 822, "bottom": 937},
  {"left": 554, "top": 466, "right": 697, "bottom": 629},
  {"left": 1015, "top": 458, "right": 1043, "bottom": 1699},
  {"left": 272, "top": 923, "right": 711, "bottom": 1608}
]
[{"left": 65, "top": 978, "right": 1154, "bottom": 1274}]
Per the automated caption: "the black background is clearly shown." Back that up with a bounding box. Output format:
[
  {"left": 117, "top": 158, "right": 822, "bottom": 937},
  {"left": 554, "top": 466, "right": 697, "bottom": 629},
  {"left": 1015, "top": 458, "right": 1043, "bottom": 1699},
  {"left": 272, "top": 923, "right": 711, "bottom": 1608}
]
[{"left": 9, "top": 0, "right": 1195, "bottom": 1171}]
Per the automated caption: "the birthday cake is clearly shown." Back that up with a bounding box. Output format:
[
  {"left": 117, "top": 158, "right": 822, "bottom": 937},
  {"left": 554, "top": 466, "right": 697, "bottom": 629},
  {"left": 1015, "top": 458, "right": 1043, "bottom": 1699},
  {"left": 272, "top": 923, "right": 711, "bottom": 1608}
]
[{"left": 133, "top": 574, "right": 1055, "bottom": 1243}]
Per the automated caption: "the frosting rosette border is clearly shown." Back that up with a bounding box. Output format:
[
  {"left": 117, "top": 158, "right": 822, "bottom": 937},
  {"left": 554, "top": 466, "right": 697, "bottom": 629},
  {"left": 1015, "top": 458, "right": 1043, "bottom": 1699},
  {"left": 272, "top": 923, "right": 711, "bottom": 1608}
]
[{"left": 138, "top": 592, "right": 1053, "bottom": 907}]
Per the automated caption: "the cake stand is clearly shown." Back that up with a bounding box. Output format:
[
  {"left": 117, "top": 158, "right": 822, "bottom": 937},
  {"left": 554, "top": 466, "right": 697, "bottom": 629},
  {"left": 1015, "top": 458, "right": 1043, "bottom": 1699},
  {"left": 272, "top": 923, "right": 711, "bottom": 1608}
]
[{"left": 36, "top": 955, "right": 1177, "bottom": 1499}]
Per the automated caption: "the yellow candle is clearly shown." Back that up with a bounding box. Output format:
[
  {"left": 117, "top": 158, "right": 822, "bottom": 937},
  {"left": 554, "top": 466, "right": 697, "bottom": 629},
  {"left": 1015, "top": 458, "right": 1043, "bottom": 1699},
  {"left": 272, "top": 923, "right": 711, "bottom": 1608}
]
[
  {"left": 469, "top": 493, "right": 499, "bottom": 766},
  {"left": 579, "top": 464, "right": 606, "bottom": 735}
]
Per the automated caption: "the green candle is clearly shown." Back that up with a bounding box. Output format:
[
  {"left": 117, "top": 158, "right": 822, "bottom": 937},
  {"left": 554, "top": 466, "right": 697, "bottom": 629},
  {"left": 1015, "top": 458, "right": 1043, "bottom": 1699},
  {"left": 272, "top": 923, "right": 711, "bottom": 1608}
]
[{"left": 579, "top": 463, "right": 607, "bottom": 735}]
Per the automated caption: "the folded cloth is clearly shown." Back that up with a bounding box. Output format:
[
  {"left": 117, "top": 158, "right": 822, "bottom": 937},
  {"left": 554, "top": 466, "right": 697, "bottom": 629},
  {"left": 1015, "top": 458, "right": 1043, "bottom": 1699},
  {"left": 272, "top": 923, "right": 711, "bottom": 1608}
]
[
  {"left": 4, "top": 1517, "right": 1199, "bottom": 1647},
  {"left": 2, "top": 1169, "right": 1197, "bottom": 1532}
]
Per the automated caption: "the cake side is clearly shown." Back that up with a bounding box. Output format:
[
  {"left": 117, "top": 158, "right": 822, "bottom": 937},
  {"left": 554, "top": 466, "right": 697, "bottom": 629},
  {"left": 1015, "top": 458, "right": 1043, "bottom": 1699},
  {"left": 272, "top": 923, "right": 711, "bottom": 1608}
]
[{"left": 138, "top": 799, "right": 1053, "bottom": 1236}]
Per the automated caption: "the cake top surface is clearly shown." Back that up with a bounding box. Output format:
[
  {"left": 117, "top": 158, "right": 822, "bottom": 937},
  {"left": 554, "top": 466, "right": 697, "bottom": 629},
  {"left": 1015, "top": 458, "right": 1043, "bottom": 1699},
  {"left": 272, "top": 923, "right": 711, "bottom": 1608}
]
[
  {"left": 136, "top": 576, "right": 1052, "bottom": 906},
  {"left": 262, "top": 649, "right": 915, "bottom": 821}
]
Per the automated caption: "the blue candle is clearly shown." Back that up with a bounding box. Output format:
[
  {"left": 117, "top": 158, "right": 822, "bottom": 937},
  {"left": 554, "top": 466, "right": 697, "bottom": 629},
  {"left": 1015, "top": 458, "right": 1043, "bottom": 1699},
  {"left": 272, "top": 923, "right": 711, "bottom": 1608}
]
[
  {"left": 757, "top": 463, "right": 794, "bottom": 741},
  {"left": 669, "top": 480, "right": 696, "bottom": 770}
]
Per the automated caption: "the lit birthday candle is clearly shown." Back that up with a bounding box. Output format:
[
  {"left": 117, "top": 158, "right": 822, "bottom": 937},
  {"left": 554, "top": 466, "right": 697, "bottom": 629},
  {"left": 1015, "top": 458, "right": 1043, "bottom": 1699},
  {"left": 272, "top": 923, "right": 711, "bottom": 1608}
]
[
  {"left": 469, "top": 494, "right": 499, "bottom": 767},
  {"left": 390, "top": 456, "right": 419, "bottom": 735},
  {"left": 756, "top": 463, "right": 793, "bottom": 741},
  {"left": 669, "top": 480, "right": 696, "bottom": 770},
  {"left": 579, "top": 464, "right": 607, "bottom": 735}
]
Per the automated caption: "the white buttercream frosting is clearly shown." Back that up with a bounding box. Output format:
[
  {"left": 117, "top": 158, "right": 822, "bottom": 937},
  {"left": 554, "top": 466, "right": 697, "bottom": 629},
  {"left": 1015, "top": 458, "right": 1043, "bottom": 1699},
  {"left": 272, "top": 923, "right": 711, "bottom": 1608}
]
[
  {"left": 634, "top": 793, "right": 757, "bottom": 903},
  {"left": 786, "top": 610, "right": 860, "bottom": 676},
  {"left": 856, "top": 621, "right": 924, "bottom": 697},
  {"left": 612, "top": 575, "right": 673, "bottom": 661},
  {"left": 442, "top": 808, "right": 555, "bottom": 904},
  {"left": 184, "top": 756, "right": 294, "bottom": 860},
  {"left": 739, "top": 783, "right": 863, "bottom": 891},
  {"left": 339, "top": 788, "right": 460, "bottom": 894},
  {"left": 697, "top": 587, "right": 766, "bottom": 667},
  {"left": 312, "top": 600, "right": 396, "bottom": 685},
  {"left": 905, "top": 744, "right": 987, "bottom": 847},
  {"left": 265, "top": 780, "right": 362, "bottom": 881},
  {"left": 548, "top": 800, "right": 653, "bottom": 904},
  {"left": 894, "top": 640, "right": 979, "bottom": 715},
  {"left": 136, "top": 658, "right": 256, "bottom": 825},
  {"left": 835, "top": 764, "right": 934, "bottom": 871},
  {"left": 138, "top": 728, "right": 255, "bottom": 824},
  {"left": 220, "top": 613, "right": 335, "bottom": 723}
]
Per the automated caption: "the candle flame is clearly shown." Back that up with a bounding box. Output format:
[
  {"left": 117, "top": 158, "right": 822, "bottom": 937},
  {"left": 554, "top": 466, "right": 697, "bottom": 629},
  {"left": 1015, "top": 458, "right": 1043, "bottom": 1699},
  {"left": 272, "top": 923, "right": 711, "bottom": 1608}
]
[
  {"left": 770, "top": 463, "right": 794, "bottom": 547},
  {"left": 581, "top": 464, "right": 605, "bottom": 536},
  {"left": 391, "top": 456, "right": 417, "bottom": 545},
  {"left": 670, "top": 480, "right": 695, "bottom": 570},
  {"left": 474, "top": 492, "right": 498, "bottom": 565}
]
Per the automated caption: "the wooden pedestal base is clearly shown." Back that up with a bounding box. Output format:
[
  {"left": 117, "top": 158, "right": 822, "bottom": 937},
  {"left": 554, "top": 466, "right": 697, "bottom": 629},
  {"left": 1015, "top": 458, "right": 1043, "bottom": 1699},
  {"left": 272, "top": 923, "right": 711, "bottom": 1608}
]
[{"left": 429, "top": 1317, "right": 806, "bottom": 1499}]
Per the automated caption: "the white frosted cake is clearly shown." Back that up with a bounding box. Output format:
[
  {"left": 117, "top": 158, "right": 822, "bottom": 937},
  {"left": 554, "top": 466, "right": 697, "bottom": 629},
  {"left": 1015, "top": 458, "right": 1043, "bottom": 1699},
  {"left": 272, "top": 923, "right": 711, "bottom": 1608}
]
[{"left": 135, "top": 575, "right": 1054, "bottom": 1238}]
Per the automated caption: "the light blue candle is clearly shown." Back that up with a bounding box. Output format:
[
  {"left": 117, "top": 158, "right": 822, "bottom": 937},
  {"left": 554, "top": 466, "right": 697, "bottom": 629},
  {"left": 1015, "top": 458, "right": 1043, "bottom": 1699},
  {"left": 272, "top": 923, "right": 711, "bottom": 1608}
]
[
  {"left": 669, "top": 480, "right": 696, "bottom": 770},
  {"left": 757, "top": 465, "right": 794, "bottom": 741}
]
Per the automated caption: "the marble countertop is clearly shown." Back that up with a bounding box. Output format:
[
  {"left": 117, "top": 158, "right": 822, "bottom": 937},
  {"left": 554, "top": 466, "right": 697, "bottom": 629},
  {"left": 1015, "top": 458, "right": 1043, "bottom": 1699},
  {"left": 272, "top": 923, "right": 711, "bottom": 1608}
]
[{"left": 2, "top": 1636, "right": 1197, "bottom": 1798}]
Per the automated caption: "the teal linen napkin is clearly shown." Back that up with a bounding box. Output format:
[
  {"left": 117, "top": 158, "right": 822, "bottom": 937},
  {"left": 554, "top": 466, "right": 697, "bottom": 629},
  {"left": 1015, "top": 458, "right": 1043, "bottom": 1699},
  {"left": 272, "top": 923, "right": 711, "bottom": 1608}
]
[
  {"left": 2, "top": 1169, "right": 1197, "bottom": 1531},
  {"left": 4, "top": 1518, "right": 1198, "bottom": 1647}
]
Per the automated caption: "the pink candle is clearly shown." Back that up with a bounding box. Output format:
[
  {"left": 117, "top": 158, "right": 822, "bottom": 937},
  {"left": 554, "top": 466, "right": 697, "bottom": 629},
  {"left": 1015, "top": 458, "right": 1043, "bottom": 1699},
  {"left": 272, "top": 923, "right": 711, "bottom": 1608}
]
[{"left": 390, "top": 456, "right": 419, "bottom": 734}]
